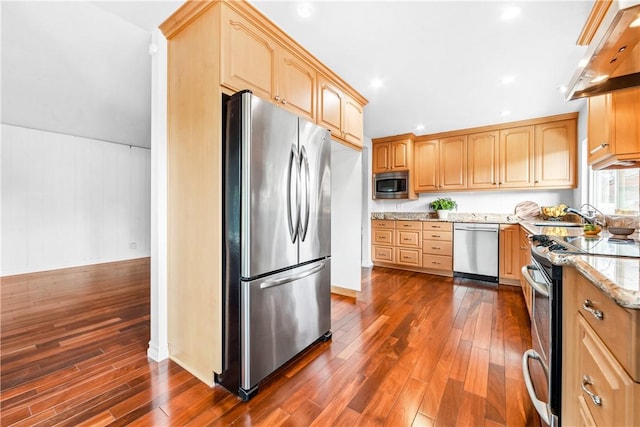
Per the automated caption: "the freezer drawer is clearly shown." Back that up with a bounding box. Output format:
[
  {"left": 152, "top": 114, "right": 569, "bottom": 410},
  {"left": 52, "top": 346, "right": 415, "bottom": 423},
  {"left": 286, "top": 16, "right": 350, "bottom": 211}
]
[{"left": 240, "top": 259, "right": 331, "bottom": 392}]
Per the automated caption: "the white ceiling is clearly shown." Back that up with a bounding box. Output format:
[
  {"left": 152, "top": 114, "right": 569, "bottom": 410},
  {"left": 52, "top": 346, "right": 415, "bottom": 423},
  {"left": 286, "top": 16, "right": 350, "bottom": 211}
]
[{"left": 2, "top": 0, "right": 593, "bottom": 148}]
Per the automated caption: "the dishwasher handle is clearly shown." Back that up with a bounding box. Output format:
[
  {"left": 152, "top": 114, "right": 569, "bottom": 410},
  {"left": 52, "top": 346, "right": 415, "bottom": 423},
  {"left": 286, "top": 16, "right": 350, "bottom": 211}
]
[{"left": 454, "top": 226, "right": 499, "bottom": 232}]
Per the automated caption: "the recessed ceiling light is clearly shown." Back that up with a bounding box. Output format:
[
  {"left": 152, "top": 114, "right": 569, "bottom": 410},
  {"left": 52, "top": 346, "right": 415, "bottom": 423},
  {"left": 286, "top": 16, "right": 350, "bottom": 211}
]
[
  {"left": 500, "top": 110, "right": 512, "bottom": 117},
  {"left": 296, "top": 3, "right": 313, "bottom": 19},
  {"left": 370, "top": 78, "right": 383, "bottom": 88},
  {"left": 578, "top": 58, "right": 589, "bottom": 68},
  {"left": 501, "top": 6, "right": 521, "bottom": 20},
  {"left": 416, "top": 124, "right": 425, "bottom": 131},
  {"left": 501, "top": 75, "right": 515, "bottom": 85},
  {"left": 630, "top": 16, "right": 640, "bottom": 28},
  {"left": 557, "top": 85, "right": 568, "bottom": 94},
  {"left": 590, "top": 74, "right": 609, "bottom": 84}
]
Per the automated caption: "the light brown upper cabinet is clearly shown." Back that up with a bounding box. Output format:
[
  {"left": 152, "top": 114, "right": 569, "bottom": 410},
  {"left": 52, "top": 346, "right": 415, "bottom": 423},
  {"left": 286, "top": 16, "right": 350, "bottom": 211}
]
[
  {"left": 588, "top": 87, "right": 640, "bottom": 169},
  {"left": 372, "top": 135, "right": 413, "bottom": 173},
  {"left": 499, "top": 125, "right": 535, "bottom": 188},
  {"left": 534, "top": 119, "right": 577, "bottom": 187},
  {"left": 410, "top": 113, "right": 577, "bottom": 193},
  {"left": 413, "top": 137, "right": 466, "bottom": 191},
  {"left": 439, "top": 136, "right": 467, "bottom": 190},
  {"left": 317, "top": 75, "right": 364, "bottom": 148},
  {"left": 467, "top": 131, "right": 499, "bottom": 189},
  {"left": 414, "top": 139, "right": 440, "bottom": 192},
  {"left": 220, "top": 7, "right": 315, "bottom": 120}
]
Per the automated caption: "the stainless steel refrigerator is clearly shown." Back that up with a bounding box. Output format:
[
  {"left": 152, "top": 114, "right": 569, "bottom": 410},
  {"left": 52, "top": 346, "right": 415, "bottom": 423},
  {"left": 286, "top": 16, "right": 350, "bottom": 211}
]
[{"left": 218, "top": 91, "right": 331, "bottom": 400}]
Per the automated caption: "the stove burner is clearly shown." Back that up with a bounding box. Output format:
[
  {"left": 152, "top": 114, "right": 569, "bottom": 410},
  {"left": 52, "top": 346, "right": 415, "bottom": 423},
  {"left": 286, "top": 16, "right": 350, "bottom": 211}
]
[{"left": 548, "top": 244, "right": 568, "bottom": 251}]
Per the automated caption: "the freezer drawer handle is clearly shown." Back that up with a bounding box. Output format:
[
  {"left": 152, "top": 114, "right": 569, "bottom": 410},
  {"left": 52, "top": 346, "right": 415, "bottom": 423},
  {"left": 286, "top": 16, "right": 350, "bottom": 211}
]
[
  {"left": 582, "top": 299, "right": 604, "bottom": 320},
  {"left": 522, "top": 349, "right": 551, "bottom": 426},
  {"left": 581, "top": 375, "right": 602, "bottom": 406},
  {"left": 260, "top": 262, "right": 326, "bottom": 289},
  {"left": 521, "top": 266, "right": 549, "bottom": 298}
]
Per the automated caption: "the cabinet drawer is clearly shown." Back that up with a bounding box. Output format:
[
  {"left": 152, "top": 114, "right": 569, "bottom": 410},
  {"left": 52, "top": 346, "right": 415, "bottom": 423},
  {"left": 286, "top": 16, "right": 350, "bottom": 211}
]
[
  {"left": 372, "top": 245, "right": 394, "bottom": 263},
  {"left": 395, "top": 248, "right": 422, "bottom": 267},
  {"left": 574, "top": 275, "right": 638, "bottom": 380},
  {"left": 422, "top": 240, "right": 452, "bottom": 256},
  {"left": 396, "top": 230, "right": 422, "bottom": 247},
  {"left": 373, "top": 229, "right": 394, "bottom": 245},
  {"left": 372, "top": 219, "right": 395, "bottom": 229},
  {"left": 396, "top": 221, "right": 422, "bottom": 231},
  {"left": 423, "top": 221, "right": 452, "bottom": 232},
  {"left": 577, "top": 315, "right": 637, "bottom": 427},
  {"left": 423, "top": 231, "right": 452, "bottom": 241},
  {"left": 422, "top": 254, "right": 452, "bottom": 271}
]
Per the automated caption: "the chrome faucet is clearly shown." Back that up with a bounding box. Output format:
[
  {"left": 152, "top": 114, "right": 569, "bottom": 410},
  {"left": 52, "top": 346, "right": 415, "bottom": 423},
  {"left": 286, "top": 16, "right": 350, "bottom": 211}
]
[{"left": 563, "top": 204, "right": 606, "bottom": 227}]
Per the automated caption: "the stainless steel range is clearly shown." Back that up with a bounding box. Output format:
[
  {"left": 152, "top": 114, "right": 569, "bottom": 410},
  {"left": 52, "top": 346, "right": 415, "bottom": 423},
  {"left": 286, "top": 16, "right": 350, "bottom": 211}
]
[{"left": 522, "top": 232, "right": 640, "bottom": 426}]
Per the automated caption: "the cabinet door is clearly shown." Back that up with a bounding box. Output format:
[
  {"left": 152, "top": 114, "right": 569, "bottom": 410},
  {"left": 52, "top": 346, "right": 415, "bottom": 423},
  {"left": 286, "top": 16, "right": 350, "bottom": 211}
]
[
  {"left": 391, "top": 140, "right": 410, "bottom": 170},
  {"left": 611, "top": 87, "right": 640, "bottom": 155},
  {"left": 534, "top": 119, "right": 576, "bottom": 188},
  {"left": 343, "top": 95, "right": 364, "bottom": 148},
  {"left": 278, "top": 48, "right": 315, "bottom": 121},
  {"left": 221, "top": 8, "right": 277, "bottom": 101},
  {"left": 499, "top": 224, "right": 520, "bottom": 280},
  {"left": 439, "top": 136, "right": 467, "bottom": 190},
  {"left": 499, "top": 126, "right": 534, "bottom": 188},
  {"left": 588, "top": 94, "right": 613, "bottom": 164},
  {"left": 372, "top": 142, "right": 391, "bottom": 173},
  {"left": 468, "top": 131, "right": 499, "bottom": 189},
  {"left": 317, "top": 75, "right": 343, "bottom": 139},
  {"left": 414, "top": 140, "right": 439, "bottom": 192}
]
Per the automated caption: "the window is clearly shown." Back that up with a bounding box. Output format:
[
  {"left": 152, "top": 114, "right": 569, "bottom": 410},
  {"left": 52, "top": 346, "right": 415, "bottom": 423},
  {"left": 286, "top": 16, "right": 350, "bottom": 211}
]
[{"left": 591, "top": 168, "right": 640, "bottom": 215}]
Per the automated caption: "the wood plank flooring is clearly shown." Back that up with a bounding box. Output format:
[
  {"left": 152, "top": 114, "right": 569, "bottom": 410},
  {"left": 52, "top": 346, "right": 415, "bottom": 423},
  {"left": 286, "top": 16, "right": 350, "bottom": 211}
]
[{"left": 1, "top": 260, "right": 538, "bottom": 426}]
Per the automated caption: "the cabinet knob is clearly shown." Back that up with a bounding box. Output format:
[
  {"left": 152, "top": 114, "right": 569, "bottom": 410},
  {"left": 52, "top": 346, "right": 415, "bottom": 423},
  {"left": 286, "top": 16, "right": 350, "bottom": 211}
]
[
  {"left": 534, "top": 180, "right": 539, "bottom": 183},
  {"left": 274, "top": 95, "right": 281, "bottom": 102},
  {"left": 281, "top": 99, "right": 287, "bottom": 105}
]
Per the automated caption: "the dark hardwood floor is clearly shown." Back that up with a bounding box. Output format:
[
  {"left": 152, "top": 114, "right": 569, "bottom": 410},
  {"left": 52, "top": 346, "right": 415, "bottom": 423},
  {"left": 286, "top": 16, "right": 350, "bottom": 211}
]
[{"left": 1, "top": 259, "right": 537, "bottom": 426}]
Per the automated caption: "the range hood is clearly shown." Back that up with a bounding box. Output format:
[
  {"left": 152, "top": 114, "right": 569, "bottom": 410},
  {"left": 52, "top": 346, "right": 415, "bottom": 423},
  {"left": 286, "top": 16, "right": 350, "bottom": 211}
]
[{"left": 566, "top": 0, "right": 640, "bottom": 100}]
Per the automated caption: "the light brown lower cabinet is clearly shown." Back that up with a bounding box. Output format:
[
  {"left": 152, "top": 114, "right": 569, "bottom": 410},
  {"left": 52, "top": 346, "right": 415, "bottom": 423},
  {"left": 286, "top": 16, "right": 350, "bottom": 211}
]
[
  {"left": 371, "top": 220, "right": 452, "bottom": 276},
  {"left": 562, "top": 268, "right": 640, "bottom": 426},
  {"left": 519, "top": 226, "right": 533, "bottom": 317}
]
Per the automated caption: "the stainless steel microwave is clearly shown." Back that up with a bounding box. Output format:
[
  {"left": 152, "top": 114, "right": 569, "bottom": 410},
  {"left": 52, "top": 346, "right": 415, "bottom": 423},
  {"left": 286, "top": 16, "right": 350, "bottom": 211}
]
[{"left": 373, "top": 171, "right": 409, "bottom": 199}]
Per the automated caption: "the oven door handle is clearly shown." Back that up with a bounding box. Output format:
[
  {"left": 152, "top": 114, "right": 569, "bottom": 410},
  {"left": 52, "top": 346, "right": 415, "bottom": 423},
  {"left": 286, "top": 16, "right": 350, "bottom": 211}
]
[
  {"left": 522, "top": 349, "right": 551, "bottom": 426},
  {"left": 521, "top": 265, "right": 550, "bottom": 298}
]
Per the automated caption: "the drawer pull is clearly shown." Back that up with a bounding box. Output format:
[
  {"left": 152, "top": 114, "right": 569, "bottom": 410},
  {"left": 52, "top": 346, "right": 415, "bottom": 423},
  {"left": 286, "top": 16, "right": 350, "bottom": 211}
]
[
  {"left": 432, "top": 246, "right": 440, "bottom": 250},
  {"left": 403, "top": 238, "right": 411, "bottom": 241},
  {"left": 431, "top": 261, "right": 440, "bottom": 265},
  {"left": 403, "top": 256, "right": 411, "bottom": 259},
  {"left": 581, "top": 375, "right": 602, "bottom": 406},
  {"left": 432, "top": 234, "right": 440, "bottom": 238},
  {"left": 582, "top": 299, "right": 604, "bottom": 320},
  {"left": 403, "top": 224, "right": 410, "bottom": 227}
]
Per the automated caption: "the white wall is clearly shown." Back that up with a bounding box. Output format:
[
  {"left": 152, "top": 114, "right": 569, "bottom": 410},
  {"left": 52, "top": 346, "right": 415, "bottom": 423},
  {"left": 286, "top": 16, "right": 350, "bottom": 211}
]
[
  {"left": 361, "top": 137, "right": 373, "bottom": 268},
  {"left": 1, "top": 124, "right": 151, "bottom": 275},
  {"left": 331, "top": 141, "right": 362, "bottom": 292}
]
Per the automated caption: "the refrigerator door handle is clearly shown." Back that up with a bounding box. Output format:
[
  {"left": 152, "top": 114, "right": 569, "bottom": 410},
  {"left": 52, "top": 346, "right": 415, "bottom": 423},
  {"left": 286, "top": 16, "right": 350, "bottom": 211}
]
[
  {"left": 299, "top": 145, "right": 311, "bottom": 241},
  {"left": 287, "top": 144, "right": 300, "bottom": 243},
  {"left": 259, "top": 261, "right": 326, "bottom": 289}
]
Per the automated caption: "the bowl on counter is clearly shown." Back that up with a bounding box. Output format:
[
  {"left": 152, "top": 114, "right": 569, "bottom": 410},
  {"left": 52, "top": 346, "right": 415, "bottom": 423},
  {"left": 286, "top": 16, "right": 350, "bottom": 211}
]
[
  {"left": 540, "top": 204, "right": 568, "bottom": 220},
  {"left": 607, "top": 227, "right": 635, "bottom": 237},
  {"left": 583, "top": 224, "right": 602, "bottom": 236}
]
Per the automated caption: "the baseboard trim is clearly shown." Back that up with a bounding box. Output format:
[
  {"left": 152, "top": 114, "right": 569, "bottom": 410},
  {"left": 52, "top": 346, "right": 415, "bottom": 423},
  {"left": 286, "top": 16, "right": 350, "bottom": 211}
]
[
  {"left": 331, "top": 285, "right": 358, "bottom": 298},
  {"left": 147, "top": 342, "right": 169, "bottom": 362},
  {"left": 361, "top": 261, "right": 374, "bottom": 268}
]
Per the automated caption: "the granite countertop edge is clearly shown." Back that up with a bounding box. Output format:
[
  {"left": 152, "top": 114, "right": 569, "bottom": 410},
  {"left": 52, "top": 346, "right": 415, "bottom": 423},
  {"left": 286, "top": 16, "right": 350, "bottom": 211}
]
[
  {"left": 371, "top": 211, "right": 519, "bottom": 224},
  {"left": 549, "top": 253, "right": 640, "bottom": 310}
]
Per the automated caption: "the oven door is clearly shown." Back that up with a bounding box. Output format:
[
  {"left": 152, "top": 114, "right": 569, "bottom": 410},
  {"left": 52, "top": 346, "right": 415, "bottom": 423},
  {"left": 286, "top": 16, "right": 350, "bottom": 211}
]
[{"left": 521, "top": 264, "right": 553, "bottom": 426}]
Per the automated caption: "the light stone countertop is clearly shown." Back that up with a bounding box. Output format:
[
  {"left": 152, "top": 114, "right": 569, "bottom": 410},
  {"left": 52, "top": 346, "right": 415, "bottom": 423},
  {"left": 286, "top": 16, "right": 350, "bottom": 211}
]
[
  {"left": 550, "top": 253, "right": 640, "bottom": 309},
  {"left": 371, "top": 211, "right": 519, "bottom": 224}
]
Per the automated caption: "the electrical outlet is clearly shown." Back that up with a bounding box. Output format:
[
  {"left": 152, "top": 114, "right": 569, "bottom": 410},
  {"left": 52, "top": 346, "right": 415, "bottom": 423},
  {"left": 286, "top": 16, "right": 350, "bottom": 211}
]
[{"left": 130, "top": 242, "right": 137, "bottom": 249}]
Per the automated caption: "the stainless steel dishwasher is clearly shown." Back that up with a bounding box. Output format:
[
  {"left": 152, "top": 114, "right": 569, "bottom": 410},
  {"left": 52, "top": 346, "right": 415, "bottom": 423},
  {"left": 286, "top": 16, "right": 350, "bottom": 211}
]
[{"left": 453, "top": 223, "right": 499, "bottom": 283}]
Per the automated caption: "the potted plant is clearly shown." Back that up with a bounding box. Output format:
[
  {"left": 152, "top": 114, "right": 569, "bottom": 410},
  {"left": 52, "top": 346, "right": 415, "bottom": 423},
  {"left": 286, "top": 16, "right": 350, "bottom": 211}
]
[{"left": 430, "top": 197, "right": 457, "bottom": 219}]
